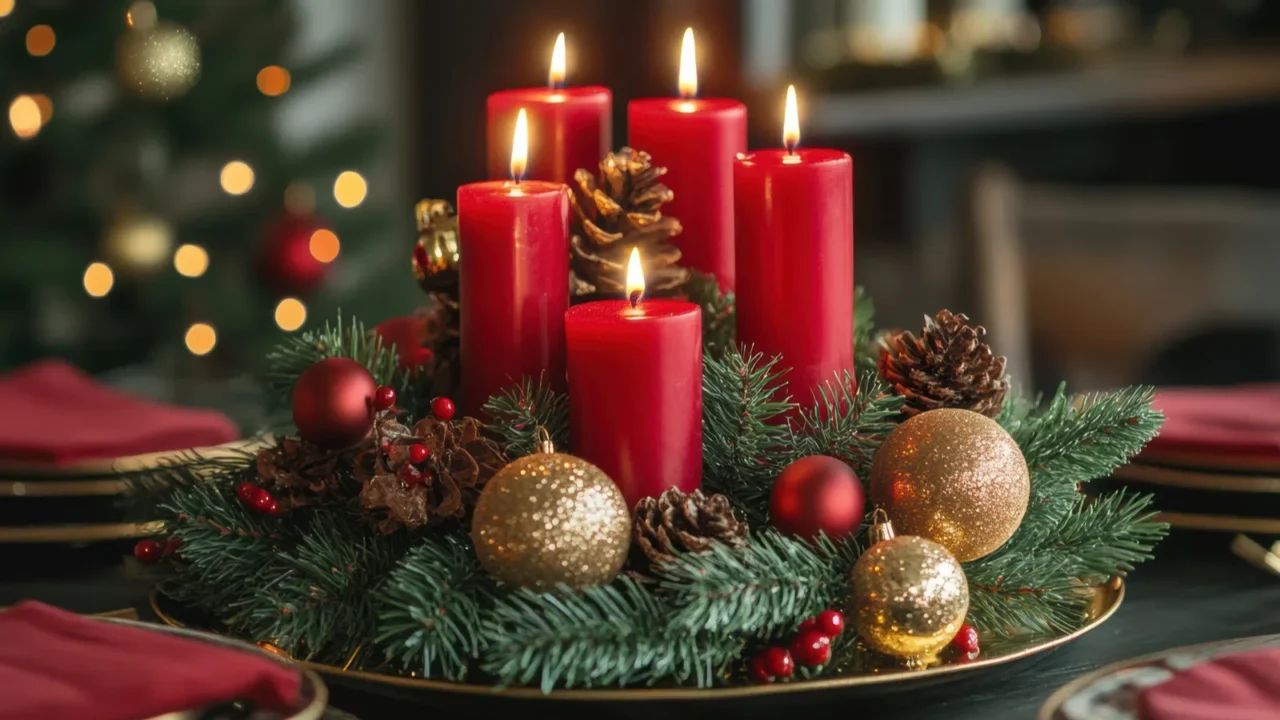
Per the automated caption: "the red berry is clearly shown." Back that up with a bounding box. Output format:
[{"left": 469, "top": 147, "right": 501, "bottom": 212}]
[
  {"left": 789, "top": 629, "right": 831, "bottom": 666},
  {"left": 164, "top": 536, "right": 184, "bottom": 557},
  {"left": 798, "top": 617, "right": 817, "bottom": 633},
  {"left": 398, "top": 463, "right": 423, "bottom": 487},
  {"left": 236, "top": 481, "right": 259, "bottom": 504},
  {"left": 252, "top": 490, "right": 276, "bottom": 514},
  {"left": 373, "top": 385, "right": 397, "bottom": 411},
  {"left": 762, "top": 647, "right": 794, "bottom": 679},
  {"left": 749, "top": 655, "right": 774, "bottom": 685},
  {"left": 134, "top": 539, "right": 162, "bottom": 565},
  {"left": 408, "top": 443, "right": 431, "bottom": 464},
  {"left": 264, "top": 498, "right": 281, "bottom": 516},
  {"left": 816, "top": 609, "right": 845, "bottom": 637},
  {"left": 431, "top": 396, "right": 456, "bottom": 421},
  {"left": 951, "top": 623, "right": 980, "bottom": 656}
]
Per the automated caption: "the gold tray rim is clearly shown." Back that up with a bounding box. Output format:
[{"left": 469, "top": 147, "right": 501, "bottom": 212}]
[
  {"left": 0, "top": 437, "right": 267, "bottom": 479},
  {"left": 152, "top": 582, "right": 1124, "bottom": 701},
  {"left": 0, "top": 520, "right": 165, "bottom": 543}
]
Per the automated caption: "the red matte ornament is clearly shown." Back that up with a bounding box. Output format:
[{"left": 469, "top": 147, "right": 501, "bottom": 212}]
[
  {"left": 373, "top": 315, "right": 433, "bottom": 373},
  {"left": 769, "top": 455, "right": 865, "bottom": 542},
  {"left": 789, "top": 629, "right": 832, "bottom": 667},
  {"left": 133, "top": 539, "right": 162, "bottom": 565},
  {"left": 256, "top": 212, "right": 330, "bottom": 297},
  {"left": 431, "top": 397, "right": 456, "bottom": 422},
  {"left": 291, "top": 358, "right": 377, "bottom": 449}
]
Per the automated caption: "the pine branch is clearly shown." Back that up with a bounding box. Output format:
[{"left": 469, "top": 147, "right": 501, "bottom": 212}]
[
  {"left": 684, "top": 270, "right": 736, "bottom": 359},
  {"left": 787, "top": 371, "right": 905, "bottom": 479},
  {"left": 482, "top": 375, "right": 570, "bottom": 457},
  {"left": 261, "top": 311, "right": 407, "bottom": 411},
  {"left": 375, "top": 534, "right": 496, "bottom": 681},
  {"left": 853, "top": 286, "right": 881, "bottom": 375},
  {"left": 123, "top": 445, "right": 259, "bottom": 519}
]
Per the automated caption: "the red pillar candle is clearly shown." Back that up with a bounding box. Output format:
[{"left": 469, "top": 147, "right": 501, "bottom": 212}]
[
  {"left": 487, "top": 33, "right": 611, "bottom": 185},
  {"left": 628, "top": 29, "right": 745, "bottom": 291},
  {"left": 735, "top": 87, "right": 854, "bottom": 408},
  {"left": 459, "top": 109, "right": 571, "bottom": 416},
  {"left": 566, "top": 249, "right": 703, "bottom": 508}
]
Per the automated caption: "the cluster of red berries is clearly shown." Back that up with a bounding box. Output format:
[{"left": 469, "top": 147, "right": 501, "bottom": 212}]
[
  {"left": 133, "top": 536, "right": 183, "bottom": 565},
  {"left": 235, "top": 481, "right": 281, "bottom": 516},
  {"left": 371, "top": 386, "right": 456, "bottom": 424},
  {"left": 750, "top": 609, "right": 845, "bottom": 684}
]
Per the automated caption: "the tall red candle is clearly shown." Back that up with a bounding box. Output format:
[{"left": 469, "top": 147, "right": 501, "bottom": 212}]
[
  {"left": 566, "top": 250, "right": 702, "bottom": 508},
  {"left": 487, "top": 33, "right": 611, "bottom": 185},
  {"left": 628, "top": 29, "right": 745, "bottom": 291},
  {"left": 735, "top": 87, "right": 854, "bottom": 408},
  {"left": 459, "top": 110, "right": 571, "bottom": 416}
]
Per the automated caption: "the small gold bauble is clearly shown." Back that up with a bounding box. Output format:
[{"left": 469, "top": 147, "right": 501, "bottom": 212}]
[
  {"left": 471, "top": 452, "right": 631, "bottom": 591},
  {"left": 103, "top": 210, "right": 173, "bottom": 274},
  {"left": 116, "top": 22, "right": 201, "bottom": 100},
  {"left": 413, "top": 199, "right": 460, "bottom": 296},
  {"left": 869, "top": 409, "right": 1029, "bottom": 562},
  {"left": 851, "top": 534, "right": 969, "bottom": 665}
]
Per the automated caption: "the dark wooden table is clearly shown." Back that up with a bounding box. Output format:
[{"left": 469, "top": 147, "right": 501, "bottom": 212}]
[{"left": 3, "top": 532, "right": 1277, "bottom": 719}]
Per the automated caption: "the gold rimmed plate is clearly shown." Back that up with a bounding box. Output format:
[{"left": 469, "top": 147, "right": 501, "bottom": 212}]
[
  {"left": 0, "top": 438, "right": 266, "bottom": 483},
  {"left": 0, "top": 520, "right": 165, "bottom": 544},
  {"left": 152, "top": 582, "right": 1123, "bottom": 706}
]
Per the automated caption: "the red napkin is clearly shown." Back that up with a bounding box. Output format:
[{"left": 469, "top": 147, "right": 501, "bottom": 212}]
[
  {"left": 0, "top": 601, "right": 301, "bottom": 720},
  {"left": 0, "top": 359, "right": 237, "bottom": 466},
  {"left": 1140, "top": 647, "right": 1280, "bottom": 720},
  {"left": 1141, "top": 385, "right": 1280, "bottom": 465}
]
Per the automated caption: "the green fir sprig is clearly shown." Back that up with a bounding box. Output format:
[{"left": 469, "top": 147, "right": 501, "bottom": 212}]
[
  {"left": 262, "top": 312, "right": 407, "bottom": 411},
  {"left": 684, "top": 270, "right": 736, "bottom": 359},
  {"left": 481, "top": 375, "right": 570, "bottom": 457}
]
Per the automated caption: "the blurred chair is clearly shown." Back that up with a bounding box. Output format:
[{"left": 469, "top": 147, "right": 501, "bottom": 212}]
[{"left": 966, "top": 164, "right": 1280, "bottom": 392}]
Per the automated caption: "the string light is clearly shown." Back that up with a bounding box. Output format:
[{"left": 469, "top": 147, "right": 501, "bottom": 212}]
[
  {"left": 220, "top": 160, "right": 254, "bottom": 195},
  {"left": 173, "top": 244, "right": 209, "bottom": 277},
  {"left": 0, "top": 0, "right": 14, "bottom": 18},
  {"left": 256, "top": 66, "right": 291, "bottom": 96},
  {"left": 274, "top": 298, "right": 306, "bottom": 331},
  {"left": 26, "top": 25, "right": 54, "bottom": 56},
  {"left": 9, "top": 95, "right": 41, "bottom": 139},
  {"left": 308, "top": 229, "right": 340, "bottom": 263},
  {"left": 126, "top": 1, "right": 157, "bottom": 30},
  {"left": 333, "top": 171, "right": 367, "bottom": 208},
  {"left": 83, "top": 263, "right": 115, "bottom": 298},
  {"left": 184, "top": 323, "right": 217, "bottom": 356}
]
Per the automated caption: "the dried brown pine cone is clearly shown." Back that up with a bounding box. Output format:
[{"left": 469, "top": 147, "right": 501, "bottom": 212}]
[
  {"left": 632, "top": 488, "right": 749, "bottom": 570},
  {"left": 878, "top": 309, "right": 1009, "bottom": 419},
  {"left": 256, "top": 436, "right": 350, "bottom": 511}
]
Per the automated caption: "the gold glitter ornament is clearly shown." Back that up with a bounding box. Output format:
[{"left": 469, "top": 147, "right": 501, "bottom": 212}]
[
  {"left": 850, "top": 510, "right": 969, "bottom": 666},
  {"left": 869, "top": 408, "right": 1029, "bottom": 562},
  {"left": 117, "top": 22, "right": 201, "bottom": 100},
  {"left": 471, "top": 435, "right": 631, "bottom": 591}
]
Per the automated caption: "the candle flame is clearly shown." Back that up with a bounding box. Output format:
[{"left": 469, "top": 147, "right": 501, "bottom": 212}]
[
  {"left": 678, "top": 28, "right": 697, "bottom": 99},
  {"left": 511, "top": 108, "right": 528, "bottom": 181},
  {"left": 549, "top": 32, "right": 566, "bottom": 88},
  {"left": 625, "top": 247, "right": 644, "bottom": 308},
  {"left": 783, "top": 85, "right": 800, "bottom": 153}
]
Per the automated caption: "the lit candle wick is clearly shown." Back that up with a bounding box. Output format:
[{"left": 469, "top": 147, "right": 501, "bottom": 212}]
[
  {"left": 625, "top": 247, "right": 645, "bottom": 309},
  {"left": 783, "top": 84, "right": 800, "bottom": 157},
  {"left": 549, "top": 32, "right": 566, "bottom": 91},
  {"left": 511, "top": 108, "right": 529, "bottom": 185},
  {"left": 678, "top": 28, "right": 697, "bottom": 100},
  {"left": 629, "top": 290, "right": 642, "bottom": 309}
]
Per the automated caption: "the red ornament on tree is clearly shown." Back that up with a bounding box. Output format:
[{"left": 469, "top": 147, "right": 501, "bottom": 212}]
[
  {"left": 257, "top": 211, "right": 332, "bottom": 297},
  {"left": 134, "top": 539, "right": 162, "bottom": 565},
  {"left": 431, "top": 396, "right": 456, "bottom": 421},
  {"left": 291, "top": 358, "right": 377, "bottom": 449},
  {"left": 769, "top": 455, "right": 865, "bottom": 542}
]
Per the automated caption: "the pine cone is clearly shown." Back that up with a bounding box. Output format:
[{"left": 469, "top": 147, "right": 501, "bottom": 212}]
[
  {"left": 357, "top": 415, "right": 507, "bottom": 533},
  {"left": 632, "top": 488, "right": 749, "bottom": 569},
  {"left": 879, "top": 310, "right": 1009, "bottom": 419},
  {"left": 256, "top": 437, "right": 350, "bottom": 511},
  {"left": 569, "top": 148, "right": 690, "bottom": 301}
]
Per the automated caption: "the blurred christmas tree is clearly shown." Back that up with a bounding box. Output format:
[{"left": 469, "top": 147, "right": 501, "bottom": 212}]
[{"left": 0, "top": 0, "right": 402, "bottom": 384}]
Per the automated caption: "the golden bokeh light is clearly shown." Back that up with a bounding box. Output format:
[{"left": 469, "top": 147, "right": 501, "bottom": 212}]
[
  {"left": 274, "top": 297, "right": 307, "bottom": 331},
  {"left": 184, "top": 323, "right": 217, "bottom": 356},
  {"left": 308, "top": 229, "right": 340, "bottom": 263},
  {"left": 0, "top": 0, "right": 15, "bottom": 19},
  {"left": 26, "top": 25, "right": 55, "bottom": 56},
  {"left": 31, "top": 94, "right": 52, "bottom": 123},
  {"left": 126, "top": 1, "right": 157, "bottom": 30},
  {"left": 173, "top": 243, "right": 209, "bottom": 277},
  {"left": 256, "top": 65, "right": 291, "bottom": 96},
  {"left": 333, "top": 170, "right": 367, "bottom": 208},
  {"left": 220, "top": 160, "right": 254, "bottom": 195},
  {"left": 83, "top": 262, "right": 115, "bottom": 298},
  {"left": 9, "top": 95, "right": 41, "bottom": 139}
]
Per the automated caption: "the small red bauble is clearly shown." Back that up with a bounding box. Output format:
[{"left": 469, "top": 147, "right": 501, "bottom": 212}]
[
  {"left": 431, "top": 396, "right": 456, "bottom": 421},
  {"left": 373, "top": 385, "right": 397, "bottom": 411},
  {"left": 252, "top": 490, "right": 276, "bottom": 514},
  {"left": 789, "top": 629, "right": 832, "bottom": 667},
  {"left": 257, "top": 212, "right": 330, "bottom": 297},
  {"left": 134, "top": 539, "right": 162, "bottom": 565},
  {"left": 762, "top": 647, "right": 794, "bottom": 679},
  {"left": 373, "top": 314, "right": 434, "bottom": 374},
  {"left": 816, "top": 609, "right": 845, "bottom": 637},
  {"left": 951, "top": 623, "right": 980, "bottom": 656},
  {"left": 749, "top": 655, "right": 774, "bottom": 685},
  {"left": 165, "top": 536, "right": 184, "bottom": 557},
  {"left": 769, "top": 455, "right": 865, "bottom": 542},
  {"left": 291, "top": 357, "right": 377, "bottom": 449},
  {"left": 408, "top": 444, "right": 430, "bottom": 464},
  {"left": 236, "top": 481, "right": 260, "bottom": 505},
  {"left": 398, "top": 464, "right": 423, "bottom": 487}
]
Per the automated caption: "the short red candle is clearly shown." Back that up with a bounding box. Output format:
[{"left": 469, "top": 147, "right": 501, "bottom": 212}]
[
  {"left": 735, "top": 148, "right": 854, "bottom": 407},
  {"left": 488, "top": 87, "right": 611, "bottom": 185},
  {"left": 457, "top": 180, "right": 570, "bottom": 416},
  {"left": 566, "top": 298, "right": 702, "bottom": 508}
]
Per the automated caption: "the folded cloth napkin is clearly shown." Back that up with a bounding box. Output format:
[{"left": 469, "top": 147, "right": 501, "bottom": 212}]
[
  {"left": 1141, "top": 385, "right": 1280, "bottom": 465},
  {"left": 0, "top": 359, "right": 238, "bottom": 466},
  {"left": 1140, "top": 647, "right": 1280, "bottom": 720},
  {"left": 0, "top": 601, "right": 301, "bottom": 720}
]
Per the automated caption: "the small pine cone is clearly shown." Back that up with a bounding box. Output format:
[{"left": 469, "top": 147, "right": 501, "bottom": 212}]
[
  {"left": 879, "top": 310, "right": 1009, "bottom": 419},
  {"left": 256, "top": 437, "right": 348, "bottom": 510},
  {"left": 632, "top": 488, "right": 749, "bottom": 570}
]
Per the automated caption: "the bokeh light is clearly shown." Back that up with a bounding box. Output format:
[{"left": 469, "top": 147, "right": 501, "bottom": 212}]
[
  {"left": 83, "top": 263, "right": 115, "bottom": 298},
  {"left": 220, "top": 160, "right": 254, "bottom": 195},
  {"left": 0, "top": 0, "right": 15, "bottom": 19},
  {"left": 173, "top": 243, "right": 209, "bottom": 277},
  {"left": 126, "top": 1, "right": 157, "bottom": 30},
  {"left": 308, "top": 229, "right": 340, "bottom": 263},
  {"left": 333, "top": 171, "right": 367, "bottom": 208},
  {"left": 274, "top": 297, "right": 307, "bottom": 331},
  {"left": 31, "top": 94, "right": 52, "bottom": 123},
  {"left": 184, "top": 323, "right": 217, "bottom": 356},
  {"left": 256, "top": 66, "right": 291, "bottom": 96},
  {"left": 26, "top": 25, "right": 55, "bottom": 56},
  {"left": 9, "top": 95, "right": 41, "bottom": 139}
]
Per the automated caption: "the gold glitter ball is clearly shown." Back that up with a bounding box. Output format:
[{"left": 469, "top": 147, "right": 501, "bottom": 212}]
[
  {"left": 850, "top": 534, "right": 969, "bottom": 664},
  {"left": 471, "top": 452, "right": 631, "bottom": 591},
  {"left": 116, "top": 22, "right": 201, "bottom": 101},
  {"left": 869, "top": 409, "right": 1029, "bottom": 562}
]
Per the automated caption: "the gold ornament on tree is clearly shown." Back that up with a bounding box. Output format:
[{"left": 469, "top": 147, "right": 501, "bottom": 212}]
[
  {"left": 410, "top": 199, "right": 461, "bottom": 393},
  {"left": 103, "top": 206, "right": 173, "bottom": 275},
  {"left": 879, "top": 310, "right": 1009, "bottom": 419},
  {"left": 869, "top": 408, "right": 1029, "bottom": 562},
  {"left": 850, "top": 510, "right": 969, "bottom": 667},
  {"left": 471, "top": 429, "right": 631, "bottom": 591},
  {"left": 116, "top": 21, "right": 201, "bottom": 100}
]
